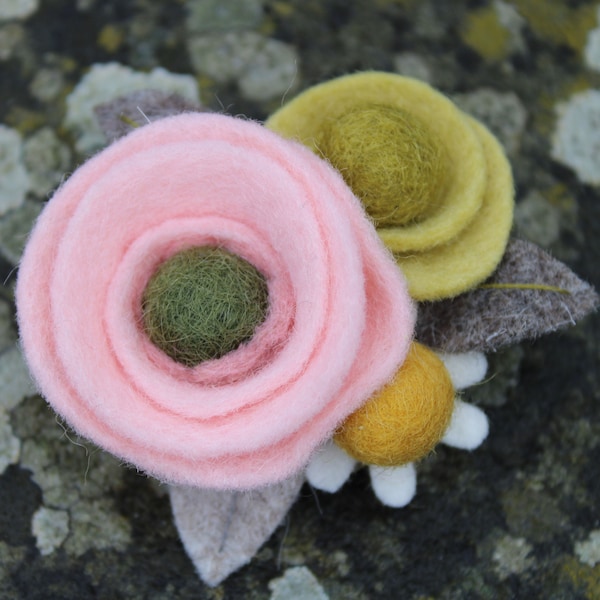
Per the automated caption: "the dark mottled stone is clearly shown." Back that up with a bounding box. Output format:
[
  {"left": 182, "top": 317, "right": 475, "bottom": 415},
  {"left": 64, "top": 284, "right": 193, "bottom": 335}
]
[{"left": 0, "top": 466, "right": 42, "bottom": 547}]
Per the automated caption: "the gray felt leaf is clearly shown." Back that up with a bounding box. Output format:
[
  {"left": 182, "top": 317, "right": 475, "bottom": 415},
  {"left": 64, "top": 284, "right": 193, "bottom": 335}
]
[
  {"left": 94, "top": 90, "right": 205, "bottom": 142},
  {"left": 169, "top": 473, "right": 304, "bottom": 587},
  {"left": 416, "top": 239, "right": 599, "bottom": 353}
]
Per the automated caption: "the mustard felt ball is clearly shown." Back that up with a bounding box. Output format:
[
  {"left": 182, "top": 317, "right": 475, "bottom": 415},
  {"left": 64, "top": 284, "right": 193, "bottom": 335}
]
[
  {"left": 141, "top": 247, "right": 269, "bottom": 367},
  {"left": 266, "top": 71, "right": 515, "bottom": 301},
  {"left": 317, "top": 106, "right": 449, "bottom": 227},
  {"left": 334, "top": 341, "right": 455, "bottom": 466}
]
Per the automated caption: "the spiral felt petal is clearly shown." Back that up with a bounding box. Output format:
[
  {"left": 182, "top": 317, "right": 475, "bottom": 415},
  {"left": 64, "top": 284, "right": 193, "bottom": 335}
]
[
  {"left": 16, "top": 113, "right": 415, "bottom": 489},
  {"left": 266, "top": 72, "right": 515, "bottom": 301},
  {"left": 396, "top": 118, "right": 514, "bottom": 300},
  {"left": 267, "top": 72, "right": 486, "bottom": 253}
]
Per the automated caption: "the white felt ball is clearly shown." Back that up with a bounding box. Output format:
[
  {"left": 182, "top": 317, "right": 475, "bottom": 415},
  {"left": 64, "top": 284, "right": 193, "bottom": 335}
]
[
  {"left": 436, "top": 351, "right": 488, "bottom": 390},
  {"left": 305, "top": 440, "right": 356, "bottom": 493},
  {"left": 369, "top": 463, "right": 417, "bottom": 508},
  {"left": 441, "top": 399, "right": 489, "bottom": 450}
]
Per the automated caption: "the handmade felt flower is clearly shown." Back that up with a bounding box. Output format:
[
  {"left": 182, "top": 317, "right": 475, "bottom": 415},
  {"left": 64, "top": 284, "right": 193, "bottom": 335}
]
[
  {"left": 15, "top": 89, "right": 598, "bottom": 587},
  {"left": 16, "top": 111, "right": 416, "bottom": 491},
  {"left": 266, "top": 71, "right": 515, "bottom": 301}
]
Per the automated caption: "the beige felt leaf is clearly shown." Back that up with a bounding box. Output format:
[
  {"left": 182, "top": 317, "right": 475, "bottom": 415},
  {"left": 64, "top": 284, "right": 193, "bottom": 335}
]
[
  {"left": 416, "top": 239, "right": 599, "bottom": 353},
  {"left": 94, "top": 90, "right": 205, "bottom": 142},
  {"left": 169, "top": 473, "right": 304, "bottom": 587}
]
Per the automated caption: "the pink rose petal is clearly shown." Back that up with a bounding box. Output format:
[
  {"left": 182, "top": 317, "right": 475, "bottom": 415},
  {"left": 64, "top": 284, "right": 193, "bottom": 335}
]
[{"left": 17, "top": 113, "right": 415, "bottom": 489}]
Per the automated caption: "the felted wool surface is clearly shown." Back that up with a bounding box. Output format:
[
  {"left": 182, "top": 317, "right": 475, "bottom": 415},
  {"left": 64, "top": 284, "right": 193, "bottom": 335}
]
[
  {"left": 416, "top": 239, "right": 600, "bottom": 353},
  {"left": 266, "top": 71, "right": 515, "bottom": 301},
  {"left": 436, "top": 351, "right": 488, "bottom": 390},
  {"left": 141, "top": 247, "right": 270, "bottom": 366},
  {"left": 16, "top": 113, "right": 415, "bottom": 489},
  {"left": 441, "top": 400, "right": 489, "bottom": 451},
  {"left": 170, "top": 472, "right": 304, "bottom": 586},
  {"left": 94, "top": 89, "right": 204, "bottom": 142},
  {"left": 369, "top": 463, "right": 417, "bottom": 508},
  {"left": 397, "top": 118, "right": 514, "bottom": 301},
  {"left": 334, "top": 342, "right": 455, "bottom": 466},
  {"left": 305, "top": 440, "right": 357, "bottom": 493}
]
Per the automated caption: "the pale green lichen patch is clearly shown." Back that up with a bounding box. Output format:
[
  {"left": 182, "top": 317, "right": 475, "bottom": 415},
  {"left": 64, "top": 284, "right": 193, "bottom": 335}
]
[
  {"left": 501, "top": 485, "right": 567, "bottom": 543},
  {"left": 185, "top": 1, "right": 298, "bottom": 104},
  {"left": 28, "top": 68, "right": 66, "bottom": 103},
  {"left": 0, "top": 345, "right": 35, "bottom": 412},
  {"left": 12, "top": 396, "right": 132, "bottom": 557},
  {"left": 0, "top": 0, "right": 39, "bottom": 22},
  {"left": 0, "top": 199, "right": 43, "bottom": 264},
  {"left": 23, "top": 127, "right": 71, "bottom": 199},
  {"left": 584, "top": 7, "right": 600, "bottom": 71},
  {"left": 0, "top": 303, "right": 16, "bottom": 351},
  {"left": 575, "top": 530, "right": 600, "bottom": 568},
  {"left": 0, "top": 331, "right": 20, "bottom": 483},
  {"left": 514, "top": 191, "right": 561, "bottom": 248},
  {"left": 0, "top": 125, "right": 29, "bottom": 217},
  {"left": 552, "top": 90, "right": 600, "bottom": 185},
  {"left": 0, "top": 411, "right": 20, "bottom": 474},
  {"left": 532, "top": 417, "right": 600, "bottom": 505},
  {"left": 392, "top": 52, "right": 432, "bottom": 82},
  {"left": 492, "top": 535, "right": 534, "bottom": 580},
  {"left": 188, "top": 31, "right": 299, "bottom": 102},
  {"left": 269, "top": 566, "right": 329, "bottom": 600},
  {"left": 31, "top": 506, "right": 70, "bottom": 556},
  {"left": 64, "top": 498, "right": 131, "bottom": 557},
  {"left": 0, "top": 23, "right": 25, "bottom": 61},
  {"left": 186, "top": 0, "right": 264, "bottom": 33},
  {"left": 453, "top": 88, "right": 527, "bottom": 156}
]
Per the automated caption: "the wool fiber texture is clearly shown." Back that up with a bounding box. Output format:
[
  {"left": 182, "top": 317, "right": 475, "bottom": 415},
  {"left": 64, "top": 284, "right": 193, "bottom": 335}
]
[
  {"left": 305, "top": 440, "right": 356, "bottom": 493},
  {"left": 437, "top": 351, "right": 488, "bottom": 390},
  {"left": 316, "top": 106, "right": 449, "bottom": 227},
  {"left": 16, "top": 113, "right": 415, "bottom": 489},
  {"left": 369, "top": 463, "right": 417, "bottom": 508},
  {"left": 170, "top": 473, "right": 303, "bottom": 586},
  {"left": 441, "top": 400, "right": 489, "bottom": 450},
  {"left": 396, "top": 117, "right": 514, "bottom": 300},
  {"left": 94, "top": 89, "right": 203, "bottom": 142},
  {"left": 416, "top": 239, "right": 600, "bottom": 353},
  {"left": 141, "top": 247, "right": 269, "bottom": 366},
  {"left": 266, "top": 72, "right": 514, "bottom": 301},
  {"left": 334, "top": 341, "right": 455, "bottom": 466}
]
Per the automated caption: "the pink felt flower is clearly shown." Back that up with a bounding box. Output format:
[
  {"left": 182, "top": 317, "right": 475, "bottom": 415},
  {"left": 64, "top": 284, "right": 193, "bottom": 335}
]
[{"left": 16, "top": 113, "right": 415, "bottom": 489}]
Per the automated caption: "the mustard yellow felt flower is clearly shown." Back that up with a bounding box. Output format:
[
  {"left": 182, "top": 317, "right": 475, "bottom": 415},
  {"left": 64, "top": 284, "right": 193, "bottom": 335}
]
[{"left": 266, "top": 71, "right": 515, "bottom": 301}]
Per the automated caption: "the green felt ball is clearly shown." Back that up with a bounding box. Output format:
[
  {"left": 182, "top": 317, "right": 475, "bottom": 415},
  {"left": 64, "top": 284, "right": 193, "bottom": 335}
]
[
  {"left": 317, "top": 105, "right": 449, "bottom": 227},
  {"left": 141, "top": 247, "right": 269, "bottom": 367}
]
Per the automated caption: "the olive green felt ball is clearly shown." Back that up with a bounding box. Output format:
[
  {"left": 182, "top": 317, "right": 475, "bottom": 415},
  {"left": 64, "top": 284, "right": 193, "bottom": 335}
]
[
  {"left": 141, "top": 247, "right": 269, "bottom": 367},
  {"left": 317, "top": 106, "right": 449, "bottom": 227}
]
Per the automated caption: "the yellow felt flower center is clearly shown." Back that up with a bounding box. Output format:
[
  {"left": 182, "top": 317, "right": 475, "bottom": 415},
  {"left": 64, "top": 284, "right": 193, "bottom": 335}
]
[
  {"left": 334, "top": 341, "right": 455, "bottom": 466},
  {"left": 317, "top": 106, "right": 449, "bottom": 227}
]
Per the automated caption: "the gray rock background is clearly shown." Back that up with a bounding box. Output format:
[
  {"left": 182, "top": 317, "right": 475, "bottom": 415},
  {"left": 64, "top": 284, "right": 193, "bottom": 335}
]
[{"left": 1, "top": 1, "right": 599, "bottom": 598}]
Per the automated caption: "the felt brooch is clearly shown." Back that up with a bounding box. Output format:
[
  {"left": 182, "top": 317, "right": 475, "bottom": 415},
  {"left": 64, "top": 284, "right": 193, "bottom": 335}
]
[{"left": 15, "top": 77, "right": 598, "bottom": 586}]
